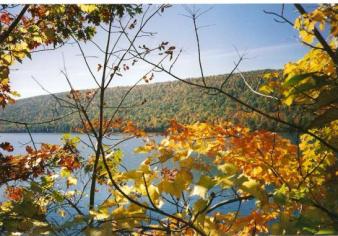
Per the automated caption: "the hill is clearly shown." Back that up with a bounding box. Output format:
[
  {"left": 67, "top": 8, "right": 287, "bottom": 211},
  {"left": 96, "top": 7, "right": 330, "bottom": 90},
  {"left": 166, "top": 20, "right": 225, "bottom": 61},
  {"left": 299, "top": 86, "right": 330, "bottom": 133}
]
[{"left": 0, "top": 70, "right": 308, "bottom": 133}]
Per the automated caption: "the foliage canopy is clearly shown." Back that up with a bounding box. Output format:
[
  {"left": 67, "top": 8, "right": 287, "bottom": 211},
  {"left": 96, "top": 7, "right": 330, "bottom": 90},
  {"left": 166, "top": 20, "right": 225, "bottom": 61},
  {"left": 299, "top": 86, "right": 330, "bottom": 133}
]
[{"left": 0, "top": 3, "right": 337, "bottom": 236}]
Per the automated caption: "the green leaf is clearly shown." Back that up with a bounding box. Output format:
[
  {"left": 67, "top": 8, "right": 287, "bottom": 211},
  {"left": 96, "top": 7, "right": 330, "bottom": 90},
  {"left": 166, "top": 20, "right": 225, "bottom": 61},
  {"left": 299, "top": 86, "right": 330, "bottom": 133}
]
[
  {"left": 311, "top": 87, "right": 338, "bottom": 110},
  {"left": 197, "top": 175, "right": 215, "bottom": 190},
  {"left": 52, "top": 190, "right": 64, "bottom": 202},
  {"left": 240, "top": 178, "right": 268, "bottom": 204},
  {"left": 41, "top": 175, "right": 55, "bottom": 188},
  {"left": 308, "top": 109, "right": 338, "bottom": 128},
  {"left": 316, "top": 229, "right": 336, "bottom": 235},
  {"left": 25, "top": 51, "right": 32, "bottom": 60},
  {"left": 30, "top": 182, "right": 42, "bottom": 193},
  {"left": 292, "top": 82, "right": 317, "bottom": 94},
  {"left": 218, "top": 163, "right": 237, "bottom": 176},
  {"left": 193, "top": 199, "right": 208, "bottom": 213},
  {"left": 283, "top": 73, "right": 316, "bottom": 87},
  {"left": 303, "top": 227, "right": 318, "bottom": 234},
  {"left": 273, "top": 185, "right": 288, "bottom": 204}
]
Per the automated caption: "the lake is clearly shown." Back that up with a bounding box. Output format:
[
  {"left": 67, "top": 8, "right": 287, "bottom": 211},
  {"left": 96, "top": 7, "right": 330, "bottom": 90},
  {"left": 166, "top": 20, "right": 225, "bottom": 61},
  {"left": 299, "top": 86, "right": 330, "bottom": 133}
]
[{"left": 0, "top": 133, "right": 255, "bottom": 234}]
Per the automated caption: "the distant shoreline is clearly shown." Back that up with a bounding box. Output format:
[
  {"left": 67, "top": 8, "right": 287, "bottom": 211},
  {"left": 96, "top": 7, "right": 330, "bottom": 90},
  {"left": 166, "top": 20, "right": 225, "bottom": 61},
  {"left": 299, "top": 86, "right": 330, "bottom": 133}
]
[{"left": 0, "top": 130, "right": 165, "bottom": 135}]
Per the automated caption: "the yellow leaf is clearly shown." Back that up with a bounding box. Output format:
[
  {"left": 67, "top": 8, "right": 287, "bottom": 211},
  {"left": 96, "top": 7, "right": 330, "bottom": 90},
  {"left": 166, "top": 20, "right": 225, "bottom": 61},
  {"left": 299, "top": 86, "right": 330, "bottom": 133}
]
[
  {"left": 67, "top": 176, "right": 77, "bottom": 186},
  {"left": 283, "top": 95, "right": 294, "bottom": 106},
  {"left": 60, "top": 167, "right": 71, "bottom": 177},
  {"left": 251, "top": 166, "right": 263, "bottom": 176},
  {"left": 259, "top": 85, "right": 274, "bottom": 94},
  {"left": 33, "top": 35, "right": 43, "bottom": 44},
  {"left": 311, "top": 9, "right": 325, "bottom": 21},
  {"left": 158, "top": 169, "right": 192, "bottom": 197},
  {"left": 79, "top": 4, "right": 98, "bottom": 13},
  {"left": 10, "top": 91, "right": 21, "bottom": 97},
  {"left": 193, "top": 199, "right": 208, "bottom": 214},
  {"left": 191, "top": 185, "right": 208, "bottom": 199},
  {"left": 1, "top": 78, "right": 9, "bottom": 86},
  {"left": 197, "top": 175, "right": 215, "bottom": 189},
  {"left": 100, "top": 199, "right": 116, "bottom": 208},
  {"left": 300, "top": 30, "right": 314, "bottom": 44},
  {"left": 65, "top": 191, "right": 76, "bottom": 198},
  {"left": 294, "top": 18, "right": 301, "bottom": 29},
  {"left": 89, "top": 209, "right": 110, "bottom": 220},
  {"left": 2, "top": 54, "right": 13, "bottom": 65},
  {"left": 241, "top": 178, "right": 268, "bottom": 205},
  {"left": 218, "top": 163, "right": 237, "bottom": 176},
  {"left": 134, "top": 144, "right": 154, "bottom": 153},
  {"left": 58, "top": 209, "right": 66, "bottom": 217},
  {"left": 52, "top": 5, "right": 65, "bottom": 14},
  {"left": 215, "top": 176, "right": 233, "bottom": 189}
]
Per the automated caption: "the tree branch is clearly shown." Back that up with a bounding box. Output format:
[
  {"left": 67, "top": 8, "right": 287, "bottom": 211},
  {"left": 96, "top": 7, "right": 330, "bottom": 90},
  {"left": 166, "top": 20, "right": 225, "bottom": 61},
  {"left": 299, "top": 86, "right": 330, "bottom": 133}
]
[{"left": 0, "top": 4, "right": 29, "bottom": 44}]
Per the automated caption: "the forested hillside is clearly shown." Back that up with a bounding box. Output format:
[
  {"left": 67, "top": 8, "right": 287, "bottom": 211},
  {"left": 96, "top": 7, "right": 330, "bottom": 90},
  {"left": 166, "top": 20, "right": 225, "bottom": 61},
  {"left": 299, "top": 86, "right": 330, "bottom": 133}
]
[
  {"left": 0, "top": 69, "right": 308, "bottom": 132},
  {"left": 1, "top": 4, "right": 337, "bottom": 235}
]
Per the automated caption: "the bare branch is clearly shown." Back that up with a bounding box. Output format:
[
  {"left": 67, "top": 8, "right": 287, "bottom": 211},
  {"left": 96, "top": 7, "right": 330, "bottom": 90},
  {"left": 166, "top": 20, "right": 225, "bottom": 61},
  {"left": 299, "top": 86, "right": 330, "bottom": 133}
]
[
  {"left": 72, "top": 36, "right": 100, "bottom": 87},
  {"left": 237, "top": 68, "right": 279, "bottom": 100}
]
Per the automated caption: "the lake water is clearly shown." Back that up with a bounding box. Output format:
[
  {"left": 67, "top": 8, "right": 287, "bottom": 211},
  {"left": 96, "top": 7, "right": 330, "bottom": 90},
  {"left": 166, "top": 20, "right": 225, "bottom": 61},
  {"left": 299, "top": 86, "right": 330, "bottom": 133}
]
[{"left": 0, "top": 133, "right": 255, "bottom": 234}]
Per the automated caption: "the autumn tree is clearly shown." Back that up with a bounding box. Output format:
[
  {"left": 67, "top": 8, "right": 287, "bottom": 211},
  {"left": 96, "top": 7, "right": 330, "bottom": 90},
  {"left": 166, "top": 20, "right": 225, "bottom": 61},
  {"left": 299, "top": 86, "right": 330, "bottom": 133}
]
[
  {"left": 0, "top": 3, "right": 337, "bottom": 236},
  {"left": 115, "top": 3, "right": 338, "bottom": 234}
]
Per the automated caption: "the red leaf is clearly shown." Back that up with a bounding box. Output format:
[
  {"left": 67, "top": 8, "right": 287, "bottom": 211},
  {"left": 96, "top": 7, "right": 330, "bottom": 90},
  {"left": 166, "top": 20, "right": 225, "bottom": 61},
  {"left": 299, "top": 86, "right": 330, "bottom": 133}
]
[
  {"left": 26, "top": 145, "right": 34, "bottom": 154},
  {"left": 0, "top": 12, "right": 12, "bottom": 24},
  {"left": 6, "top": 186, "right": 23, "bottom": 201},
  {"left": 0, "top": 142, "right": 14, "bottom": 152}
]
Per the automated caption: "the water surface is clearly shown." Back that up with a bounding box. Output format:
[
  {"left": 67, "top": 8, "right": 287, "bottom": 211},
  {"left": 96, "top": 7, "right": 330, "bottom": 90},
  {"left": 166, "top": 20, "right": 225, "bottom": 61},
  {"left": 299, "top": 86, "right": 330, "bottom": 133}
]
[{"left": 0, "top": 133, "right": 255, "bottom": 234}]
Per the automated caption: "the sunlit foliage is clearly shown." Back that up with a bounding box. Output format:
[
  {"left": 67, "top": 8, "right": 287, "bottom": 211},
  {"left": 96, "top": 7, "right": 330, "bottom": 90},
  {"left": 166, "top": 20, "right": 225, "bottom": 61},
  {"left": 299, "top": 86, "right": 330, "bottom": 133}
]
[{"left": 0, "top": 3, "right": 337, "bottom": 235}]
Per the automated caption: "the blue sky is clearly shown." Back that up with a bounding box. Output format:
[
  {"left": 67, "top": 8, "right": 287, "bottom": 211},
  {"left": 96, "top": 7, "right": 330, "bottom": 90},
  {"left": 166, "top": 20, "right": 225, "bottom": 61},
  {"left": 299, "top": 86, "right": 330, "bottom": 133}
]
[{"left": 11, "top": 4, "right": 311, "bottom": 98}]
